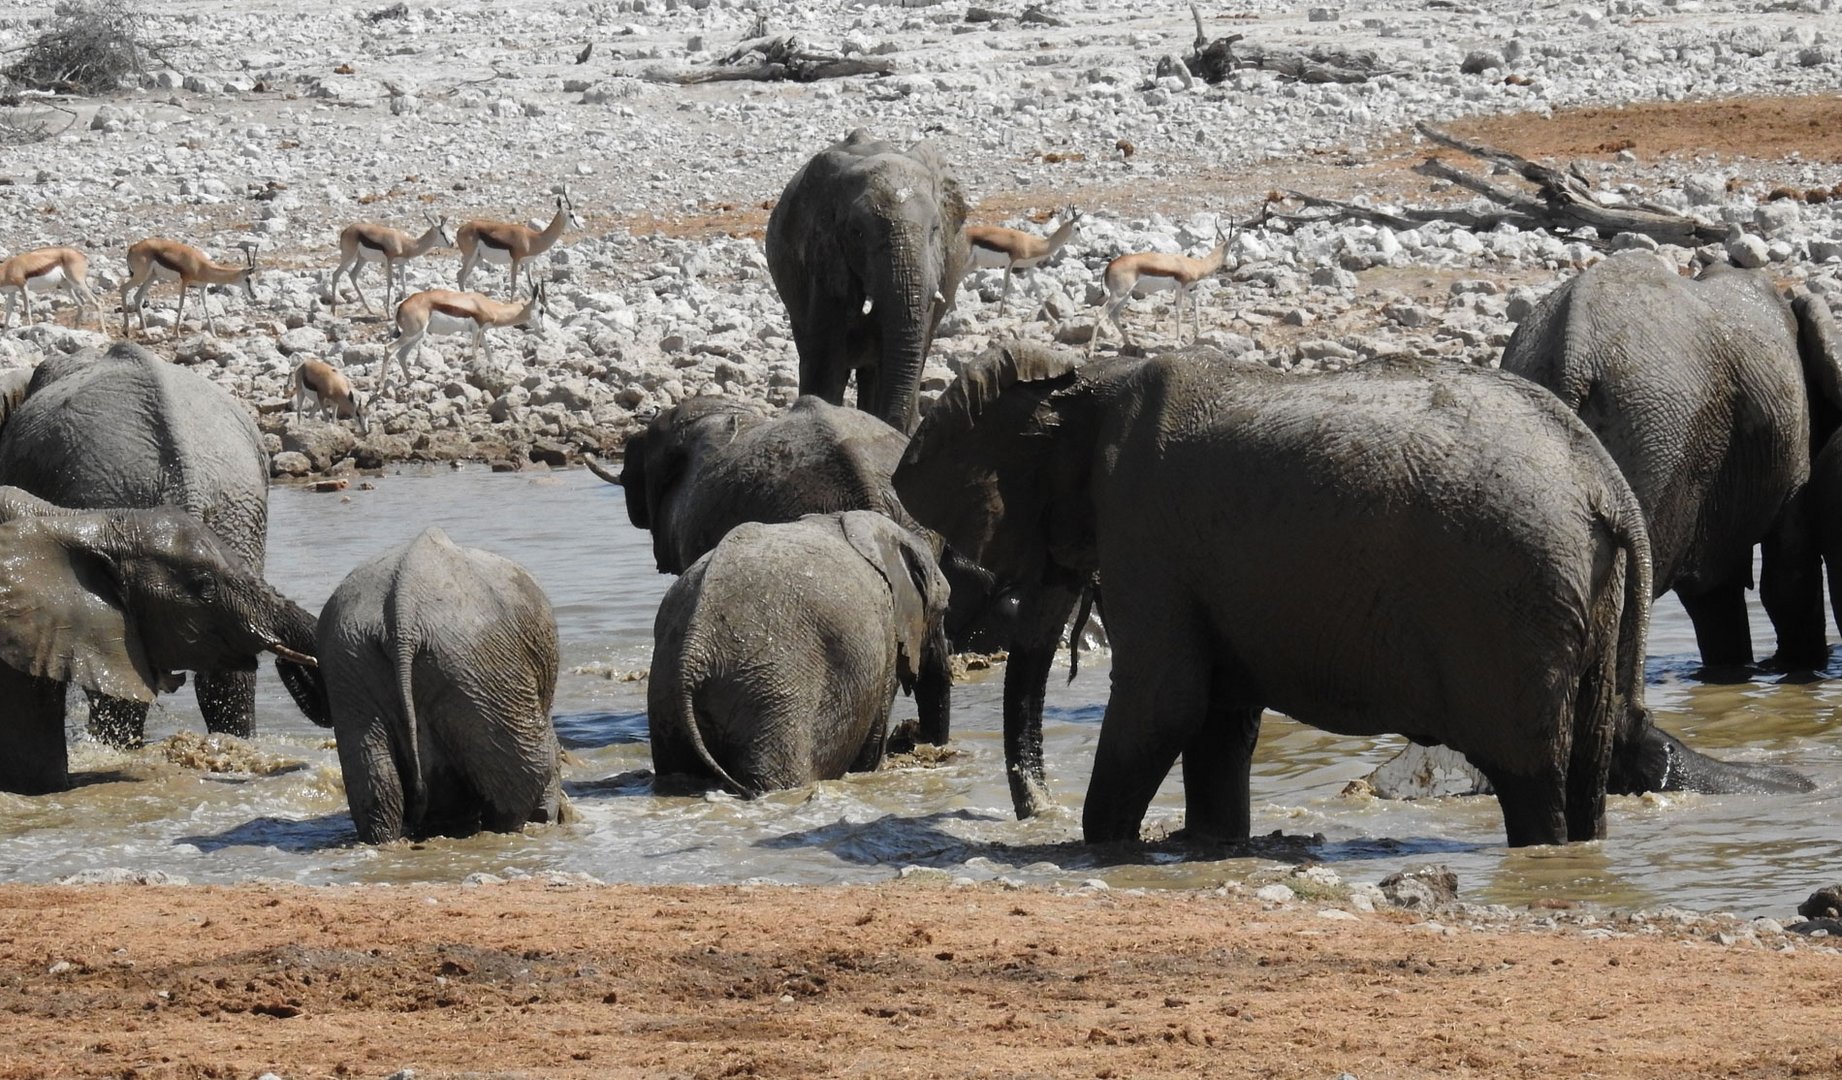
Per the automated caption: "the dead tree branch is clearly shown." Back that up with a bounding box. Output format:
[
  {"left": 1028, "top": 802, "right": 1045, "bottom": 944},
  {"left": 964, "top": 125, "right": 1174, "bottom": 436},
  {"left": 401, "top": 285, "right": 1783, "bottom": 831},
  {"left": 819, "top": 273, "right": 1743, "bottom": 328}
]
[{"left": 647, "top": 34, "right": 894, "bottom": 85}]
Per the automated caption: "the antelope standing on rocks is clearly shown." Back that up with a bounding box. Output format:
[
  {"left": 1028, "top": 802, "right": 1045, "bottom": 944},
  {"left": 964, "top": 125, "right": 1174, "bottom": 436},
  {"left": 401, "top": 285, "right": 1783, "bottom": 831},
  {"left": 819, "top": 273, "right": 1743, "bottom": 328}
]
[
  {"left": 455, "top": 188, "right": 580, "bottom": 294},
  {"left": 964, "top": 206, "right": 1083, "bottom": 316},
  {"left": 291, "top": 358, "right": 368, "bottom": 434},
  {"left": 0, "top": 246, "right": 104, "bottom": 330},
  {"left": 331, "top": 213, "right": 453, "bottom": 316},
  {"left": 120, "top": 238, "right": 257, "bottom": 336},
  {"left": 1086, "top": 223, "right": 1230, "bottom": 357},
  {"left": 384, "top": 282, "right": 549, "bottom": 392}
]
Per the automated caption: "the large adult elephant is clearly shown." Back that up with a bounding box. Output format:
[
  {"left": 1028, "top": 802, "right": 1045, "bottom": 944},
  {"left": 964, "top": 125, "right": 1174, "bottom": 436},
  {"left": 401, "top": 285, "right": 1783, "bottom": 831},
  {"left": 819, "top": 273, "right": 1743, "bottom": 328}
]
[
  {"left": 1502, "top": 251, "right": 1842, "bottom": 674},
  {"left": 898, "top": 344, "right": 1684, "bottom": 848},
  {"left": 649, "top": 510, "right": 951, "bottom": 795},
  {"left": 0, "top": 488, "right": 322, "bottom": 794},
  {"left": 765, "top": 129, "right": 970, "bottom": 434},
  {"left": 317, "top": 527, "right": 566, "bottom": 843},
  {"left": 0, "top": 342, "right": 278, "bottom": 746}
]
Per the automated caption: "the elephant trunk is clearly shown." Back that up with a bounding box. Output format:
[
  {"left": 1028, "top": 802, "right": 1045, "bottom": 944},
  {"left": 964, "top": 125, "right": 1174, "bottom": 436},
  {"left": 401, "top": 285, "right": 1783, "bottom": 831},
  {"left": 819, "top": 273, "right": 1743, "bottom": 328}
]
[
  {"left": 1609, "top": 724, "right": 1815, "bottom": 795},
  {"left": 871, "top": 231, "right": 938, "bottom": 434},
  {"left": 259, "top": 592, "right": 329, "bottom": 726}
]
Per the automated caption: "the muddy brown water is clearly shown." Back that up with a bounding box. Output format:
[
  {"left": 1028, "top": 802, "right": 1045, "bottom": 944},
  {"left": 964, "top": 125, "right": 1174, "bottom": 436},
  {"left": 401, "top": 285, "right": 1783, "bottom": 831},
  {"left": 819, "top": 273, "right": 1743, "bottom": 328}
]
[{"left": 0, "top": 466, "right": 1835, "bottom": 916}]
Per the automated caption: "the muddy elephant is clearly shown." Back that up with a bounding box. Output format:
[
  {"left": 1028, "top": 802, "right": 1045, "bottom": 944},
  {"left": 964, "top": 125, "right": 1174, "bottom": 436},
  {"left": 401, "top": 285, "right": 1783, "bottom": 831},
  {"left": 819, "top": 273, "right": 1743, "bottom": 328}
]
[
  {"left": 1502, "top": 251, "right": 1842, "bottom": 675},
  {"left": 765, "top": 129, "right": 970, "bottom": 434},
  {"left": 895, "top": 344, "right": 1673, "bottom": 848},
  {"left": 0, "top": 342, "right": 279, "bottom": 747},
  {"left": 317, "top": 528, "right": 566, "bottom": 843},
  {"left": 0, "top": 489, "right": 323, "bottom": 794},
  {"left": 648, "top": 510, "right": 951, "bottom": 796}
]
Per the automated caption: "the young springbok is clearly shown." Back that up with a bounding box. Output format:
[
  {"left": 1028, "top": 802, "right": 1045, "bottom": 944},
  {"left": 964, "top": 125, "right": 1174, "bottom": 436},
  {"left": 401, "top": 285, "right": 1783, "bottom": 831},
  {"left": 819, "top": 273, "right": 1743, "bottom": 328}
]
[
  {"left": 120, "top": 238, "right": 257, "bottom": 336},
  {"left": 330, "top": 213, "right": 453, "bottom": 317},
  {"left": 291, "top": 358, "right": 368, "bottom": 434},
  {"left": 384, "top": 281, "right": 549, "bottom": 392},
  {"left": 964, "top": 206, "right": 1083, "bottom": 316},
  {"left": 1086, "top": 223, "right": 1230, "bottom": 357},
  {"left": 1, "top": 246, "right": 104, "bottom": 330},
  {"left": 455, "top": 188, "right": 580, "bottom": 294}
]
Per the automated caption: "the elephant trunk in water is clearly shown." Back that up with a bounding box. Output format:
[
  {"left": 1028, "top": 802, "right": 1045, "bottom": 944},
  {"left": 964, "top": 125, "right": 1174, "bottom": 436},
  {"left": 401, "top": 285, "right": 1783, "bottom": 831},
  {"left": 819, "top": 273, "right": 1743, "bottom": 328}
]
[{"left": 263, "top": 593, "right": 329, "bottom": 726}]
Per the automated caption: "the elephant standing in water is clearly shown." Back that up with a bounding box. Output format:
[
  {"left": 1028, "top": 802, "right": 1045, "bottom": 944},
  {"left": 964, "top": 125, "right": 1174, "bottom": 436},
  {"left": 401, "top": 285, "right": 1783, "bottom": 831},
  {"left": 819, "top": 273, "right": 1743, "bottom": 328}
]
[
  {"left": 0, "top": 488, "right": 323, "bottom": 794},
  {"left": 317, "top": 528, "right": 565, "bottom": 843},
  {"left": 649, "top": 511, "right": 952, "bottom": 796},
  {"left": 766, "top": 129, "right": 970, "bottom": 434},
  {"left": 1503, "top": 251, "right": 1842, "bottom": 679},
  {"left": 897, "top": 344, "right": 1664, "bottom": 848},
  {"left": 0, "top": 342, "right": 279, "bottom": 747}
]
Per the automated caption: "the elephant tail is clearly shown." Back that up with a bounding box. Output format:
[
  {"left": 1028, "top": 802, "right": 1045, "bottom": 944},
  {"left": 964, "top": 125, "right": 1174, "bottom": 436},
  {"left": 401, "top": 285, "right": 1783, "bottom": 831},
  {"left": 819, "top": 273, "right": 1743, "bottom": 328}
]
[
  {"left": 672, "top": 674, "right": 756, "bottom": 799},
  {"left": 391, "top": 633, "right": 430, "bottom": 832},
  {"left": 1572, "top": 503, "right": 1653, "bottom": 835}
]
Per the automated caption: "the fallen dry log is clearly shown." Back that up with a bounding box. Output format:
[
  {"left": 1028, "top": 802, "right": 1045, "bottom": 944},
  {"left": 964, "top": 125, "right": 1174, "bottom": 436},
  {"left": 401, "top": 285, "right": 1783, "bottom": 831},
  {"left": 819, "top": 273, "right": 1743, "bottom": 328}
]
[
  {"left": 1181, "top": 3, "right": 1392, "bottom": 84},
  {"left": 1276, "top": 124, "right": 1727, "bottom": 248},
  {"left": 646, "top": 34, "right": 895, "bottom": 85}
]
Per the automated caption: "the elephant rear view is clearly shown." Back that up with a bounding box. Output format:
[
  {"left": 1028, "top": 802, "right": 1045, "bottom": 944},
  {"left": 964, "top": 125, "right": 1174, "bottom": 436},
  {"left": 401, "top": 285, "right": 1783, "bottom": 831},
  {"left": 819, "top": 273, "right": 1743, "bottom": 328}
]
[
  {"left": 1502, "top": 251, "right": 1842, "bottom": 674},
  {"left": 0, "top": 342, "right": 278, "bottom": 746},
  {"left": 318, "top": 528, "right": 565, "bottom": 843},
  {"left": 648, "top": 510, "right": 950, "bottom": 795},
  {"left": 766, "top": 129, "right": 970, "bottom": 434}
]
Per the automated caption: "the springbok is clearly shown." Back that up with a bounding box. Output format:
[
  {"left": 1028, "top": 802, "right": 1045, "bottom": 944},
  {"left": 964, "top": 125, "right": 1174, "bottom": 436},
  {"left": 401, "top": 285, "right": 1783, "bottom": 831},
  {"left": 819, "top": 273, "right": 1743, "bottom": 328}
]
[
  {"left": 330, "top": 213, "right": 453, "bottom": 317},
  {"left": 1, "top": 246, "right": 104, "bottom": 330},
  {"left": 455, "top": 188, "right": 580, "bottom": 294},
  {"left": 1086, "top": 223, "right": 1230, "bottom": 357},
  {"left": 120, "top": 238, "right": 257, "bottom": 336},
  {"left": 964, "top": 206, "right": 1083, "bottom": 316},
  {"left": 384, "top": 281, "right": 549, "bottom": 392},
  {"left": 291, "top": 358, "right": 368, "bottom": 434}
]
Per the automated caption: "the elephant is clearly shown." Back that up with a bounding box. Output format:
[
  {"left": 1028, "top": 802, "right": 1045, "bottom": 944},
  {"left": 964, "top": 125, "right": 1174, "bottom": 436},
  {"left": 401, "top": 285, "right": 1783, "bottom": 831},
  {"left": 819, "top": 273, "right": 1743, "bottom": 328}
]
[
  {"left": 895, "top": 343, "right": 1674, "bottom": 848},
  {"left": 316, "top": 527, "right": 566, "bottom": 843},
  {"left": 0, "top": 489, "right": 323, "bottom": 794},
  {"left": 765, "top": 129, "right": 970, "bottom": 434},
  {"left": 1502, "top": 251, "right": 1842, "bottom": 676},
  {"left": 648, "top": 510, "right": 952, "bottom": 796},
  {"left": 0, "top": 342, "right": 279, "bottom": 747},
  {"left": 592, "top": 392, "right": 1015, "bottom": 660}
]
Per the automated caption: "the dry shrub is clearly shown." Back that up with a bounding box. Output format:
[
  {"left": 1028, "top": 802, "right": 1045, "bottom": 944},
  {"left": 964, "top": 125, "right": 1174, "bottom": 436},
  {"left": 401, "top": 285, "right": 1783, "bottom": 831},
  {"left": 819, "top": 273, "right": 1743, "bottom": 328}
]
[
  {"left": 1767, "top": 184, "right": 1803, "bottom": 202},
  {"left": 1806, "top": 187, "right": 1833, "bottom": 204},
  {"left": 4, "top": 0, "right": 146, "bottom": 95}
]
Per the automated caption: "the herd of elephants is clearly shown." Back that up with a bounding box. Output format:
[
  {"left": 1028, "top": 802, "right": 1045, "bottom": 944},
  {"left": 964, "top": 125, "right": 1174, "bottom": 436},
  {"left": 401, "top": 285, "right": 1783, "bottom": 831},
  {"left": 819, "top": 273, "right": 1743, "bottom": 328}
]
[{"left": 2, "top": 130, "right": 1841, "bottom": 857}]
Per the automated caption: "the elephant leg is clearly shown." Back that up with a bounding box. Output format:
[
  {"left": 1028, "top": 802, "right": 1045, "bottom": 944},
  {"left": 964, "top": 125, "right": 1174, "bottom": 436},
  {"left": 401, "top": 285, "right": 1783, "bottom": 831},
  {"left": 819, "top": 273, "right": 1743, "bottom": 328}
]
[
  {"left": 792, "top": 299, "right": 853, "bottom": 404},
  {"left": 0, "top": 671, "right": 71, "bottom": 794},
  {"left": 1677, "top": 570, "right": 1754, "bottom": 675},
  {"left": 1759, "top": 493, "right": 1828, "bottom": 671},
  {"left": 1471, "top": 761, "right": 1568, "bottom": 847},
  {"left": 195, "top": 670, "right": 257, "bottom": 739},
  {"left": 1177, "top": 700, "right": 1261, "bottom": 841},
  {"left": 1082, "top": 632, "right": 1212, "bottom": 844},
  {"left": 1001, "top": 583, "right": 1080, "bottom": 820},
  {"left": 336, "top": 716, "right": 408, "bottom": 844},
  {"left": 914, "top": 628, "right": 953, "bottom": 746},
  {"left": 84, "top": 691, "right": 151, "bottom": 749}
]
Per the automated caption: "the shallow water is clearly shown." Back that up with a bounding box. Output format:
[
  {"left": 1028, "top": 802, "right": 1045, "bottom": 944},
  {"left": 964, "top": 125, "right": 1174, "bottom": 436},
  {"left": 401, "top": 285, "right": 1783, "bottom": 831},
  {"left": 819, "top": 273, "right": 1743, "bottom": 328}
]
[{"left": 1, "top": 466, "right": 1836, "bottom": 916}]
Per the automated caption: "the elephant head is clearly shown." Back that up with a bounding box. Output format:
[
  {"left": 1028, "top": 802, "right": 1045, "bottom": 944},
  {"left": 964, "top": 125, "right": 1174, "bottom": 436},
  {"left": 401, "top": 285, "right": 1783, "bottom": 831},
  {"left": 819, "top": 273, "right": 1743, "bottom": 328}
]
[
  {"left": 893, "top": 342, "right": 1133, "bottom": 589},
  {"left": 767, "top": 128, "right": 971, "bottom": 434},
  {"left": 617, "top": 396, "right": 767, "bottom": 573},
  {"left": 0, "top": 502, "right": 326, "bottom": 722}
]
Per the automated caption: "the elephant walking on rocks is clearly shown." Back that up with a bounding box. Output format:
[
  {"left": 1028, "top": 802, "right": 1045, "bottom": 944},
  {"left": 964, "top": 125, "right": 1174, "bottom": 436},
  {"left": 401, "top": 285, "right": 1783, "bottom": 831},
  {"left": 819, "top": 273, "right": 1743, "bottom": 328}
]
[
  {"left": 766, "top": 129, "right": 970, "bottom": 434},
  {"left": 896, "top": 344, "right": 1659, "bottom": 848},
  {"left": 317, "top": 528, "right": 565, "bottom": 843},
  {"left": 0, "top": 488, "right": 323, "bottom": 794},
  {"left": 648, "top": 511, "right": 951, "bottom": 796},
  {"left": 0, "top": 342, "right": 279, "bottom": 747},
  {"left": 1503, "top": 251, "right": 1842, "bottom": 678}
]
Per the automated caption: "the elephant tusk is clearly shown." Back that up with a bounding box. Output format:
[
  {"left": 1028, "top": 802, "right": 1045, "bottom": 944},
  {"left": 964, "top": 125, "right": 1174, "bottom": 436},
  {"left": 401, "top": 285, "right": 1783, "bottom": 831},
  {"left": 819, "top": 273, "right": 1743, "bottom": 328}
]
[
  {"left": 268, "top": 642, "right": 320, "bottom": 668},
  {"left": 861, "top": 297, "right": 874, "bottom": 316},
  {"left": 932, "top": 291, "right": 946, "bottom": 307}
]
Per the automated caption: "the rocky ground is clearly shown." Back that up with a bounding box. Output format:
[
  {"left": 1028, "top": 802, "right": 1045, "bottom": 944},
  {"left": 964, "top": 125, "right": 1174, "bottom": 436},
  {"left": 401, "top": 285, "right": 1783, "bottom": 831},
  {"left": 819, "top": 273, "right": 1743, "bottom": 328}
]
[
  {"left": 1, "top": 876, "right": 1839, "bottom": 1080},
  {"left": 4, "top": 0, "right": 1842, "bottom": 473}
]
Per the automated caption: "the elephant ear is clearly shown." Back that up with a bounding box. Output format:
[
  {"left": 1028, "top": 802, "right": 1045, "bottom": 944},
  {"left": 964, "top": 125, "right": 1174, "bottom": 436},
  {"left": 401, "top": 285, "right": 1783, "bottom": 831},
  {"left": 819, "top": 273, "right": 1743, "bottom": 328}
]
[
  {"left": 893, "top": 342, "right": 1089, "bottom": 586},
  {"left": 0, "top": 367, "right": 34, "bottom": 438},
  {"left": 840, "top": 511, "right": 941, "bottom": 691},
  {"left": 1793, "top": 291, "right": 1842, "bottom": 451},
  {"left": 0, "top": 517, "right": 163, "bottom": 703},
  {"left": 619, "top": 430, "right": 651, "bottom": 531}
]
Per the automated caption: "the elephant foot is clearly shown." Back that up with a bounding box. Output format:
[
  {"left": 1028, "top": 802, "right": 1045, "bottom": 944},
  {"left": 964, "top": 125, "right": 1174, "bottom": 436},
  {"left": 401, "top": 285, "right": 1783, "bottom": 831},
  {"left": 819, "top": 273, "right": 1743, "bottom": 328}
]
[
  {"left": 1611, "top": 726, "right": 1815, "bottom": 796},
  {"left": 196, "top": 670, "right": 257, "bottom": 739},
  {"left": 1758, "top": 647, "right": 1832, "bottom": 677},
  {"left": 1691, "top": 661, "right": 1760, "bottom": 685},
  {"left": 1007, "top": 766, "right": 1052, "bottom": 821}
]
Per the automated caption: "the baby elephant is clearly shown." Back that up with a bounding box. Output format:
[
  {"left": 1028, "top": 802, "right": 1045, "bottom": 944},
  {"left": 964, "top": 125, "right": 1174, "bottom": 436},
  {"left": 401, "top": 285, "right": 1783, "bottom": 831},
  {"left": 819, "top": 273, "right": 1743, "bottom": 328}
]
[
  {"left": 318, "top": 527, "right": 565, "bottom": 842},
  {"left": 649, "top": 510, "right": 951, "bottom": 795}
]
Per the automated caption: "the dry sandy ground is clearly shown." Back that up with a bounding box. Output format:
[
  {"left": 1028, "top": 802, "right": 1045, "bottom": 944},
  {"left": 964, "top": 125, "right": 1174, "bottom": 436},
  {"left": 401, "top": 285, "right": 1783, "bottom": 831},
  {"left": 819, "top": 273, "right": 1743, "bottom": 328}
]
[{"left": 0, "top": 881, "right": 1837, "bottom": 1080}]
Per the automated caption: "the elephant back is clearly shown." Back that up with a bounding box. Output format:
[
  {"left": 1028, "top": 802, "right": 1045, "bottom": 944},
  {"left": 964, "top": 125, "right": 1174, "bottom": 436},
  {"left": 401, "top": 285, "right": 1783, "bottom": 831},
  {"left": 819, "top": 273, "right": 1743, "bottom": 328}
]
[{"left": 0, "top": 342, "right": 270, "bottom": 567}]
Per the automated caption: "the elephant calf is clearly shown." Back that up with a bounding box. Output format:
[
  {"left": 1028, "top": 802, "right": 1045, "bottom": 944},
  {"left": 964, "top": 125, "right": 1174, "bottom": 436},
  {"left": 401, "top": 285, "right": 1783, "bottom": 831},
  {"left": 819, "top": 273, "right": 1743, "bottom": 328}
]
[
  {"left": 318, "top": 527, "right": 565, "bottom": 843},
  {"left": 648, "top": 510, "right": 951, "bottom": 796}
]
